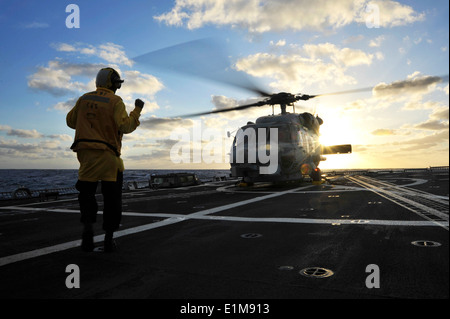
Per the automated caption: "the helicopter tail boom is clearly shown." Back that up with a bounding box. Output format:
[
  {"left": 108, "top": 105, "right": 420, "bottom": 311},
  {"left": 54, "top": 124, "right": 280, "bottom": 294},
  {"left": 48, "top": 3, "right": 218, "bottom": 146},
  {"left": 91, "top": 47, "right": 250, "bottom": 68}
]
[{"left": 321, "top": 144, "right": 352, "bottom": 155}]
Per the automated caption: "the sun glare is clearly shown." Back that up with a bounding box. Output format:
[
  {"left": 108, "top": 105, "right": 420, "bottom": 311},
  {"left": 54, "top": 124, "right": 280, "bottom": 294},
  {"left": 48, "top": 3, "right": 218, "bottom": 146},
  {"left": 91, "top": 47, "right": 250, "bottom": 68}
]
[
  {"left": 318, "top": 113, "right": 356, "bottom": 147},
  {"left": 317, "top": 111, "right": 364, "bottom": 169}
]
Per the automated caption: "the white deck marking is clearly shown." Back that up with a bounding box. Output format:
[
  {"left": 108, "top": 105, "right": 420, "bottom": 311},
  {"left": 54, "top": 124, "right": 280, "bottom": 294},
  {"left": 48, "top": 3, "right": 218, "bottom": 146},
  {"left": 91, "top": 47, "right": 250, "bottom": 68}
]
[
  {"left": 0, "top": 185, "right": 306, "bottom": 267},
  {"left": 0, "top": 217, "right": 183, "bottom": 267},
  {"left": 1, "top": 182, "right": 448, "bottom": 267},
  {"left": 347, "top": 176, "right": 448, "bottom": 231}
]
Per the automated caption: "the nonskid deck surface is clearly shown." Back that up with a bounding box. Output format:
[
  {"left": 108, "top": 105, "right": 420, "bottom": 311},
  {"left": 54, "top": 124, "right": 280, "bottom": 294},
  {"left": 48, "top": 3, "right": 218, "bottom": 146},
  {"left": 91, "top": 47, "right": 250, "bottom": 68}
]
[{"left": 0, "top": 171, "right": 448, "bottom": 299}]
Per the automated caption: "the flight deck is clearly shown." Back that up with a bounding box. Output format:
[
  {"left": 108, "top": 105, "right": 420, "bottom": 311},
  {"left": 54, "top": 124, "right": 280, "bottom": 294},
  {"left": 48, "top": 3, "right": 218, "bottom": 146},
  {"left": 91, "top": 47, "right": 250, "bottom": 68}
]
[{"left": 0, "top": 169, "right": 448, "bottom": 300}]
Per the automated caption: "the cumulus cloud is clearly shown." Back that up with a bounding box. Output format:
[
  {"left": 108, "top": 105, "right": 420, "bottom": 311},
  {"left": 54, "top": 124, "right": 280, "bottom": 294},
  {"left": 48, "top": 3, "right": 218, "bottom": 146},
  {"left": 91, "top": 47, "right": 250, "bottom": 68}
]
[
  {"left": 29, "top": 42, "right": 165, "bottom": 115},
  {"left": 52, "top": 42, "right": 134, "bottom": 66},
  {"left": 301, "top": 42, "right": 373, "bottom": 67},
  {"left": 357, "top": 0, "right": 425, "bottom": 28},
  {"left": 234, "top": 42, "right": 374, "bottom": 91},
  {"left": 154, "top": 0, "right": 424, "bottom": 33},
  {"left": 28, "top": 60, "right": 101, "bottom": 96}
]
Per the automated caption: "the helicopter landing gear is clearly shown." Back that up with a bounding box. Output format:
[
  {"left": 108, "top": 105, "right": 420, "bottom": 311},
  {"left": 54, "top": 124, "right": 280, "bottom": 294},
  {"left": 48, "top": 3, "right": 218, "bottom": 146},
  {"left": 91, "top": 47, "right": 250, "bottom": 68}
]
[{"left": 310, "top": 168, "right": 322, "bottom": 183}]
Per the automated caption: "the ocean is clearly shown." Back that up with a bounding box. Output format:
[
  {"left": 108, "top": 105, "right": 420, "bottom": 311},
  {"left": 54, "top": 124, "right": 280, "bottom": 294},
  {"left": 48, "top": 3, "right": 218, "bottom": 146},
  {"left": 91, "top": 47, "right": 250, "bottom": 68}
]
[{"left": 0, "top": 169, "right": 231, "bottom": 194}]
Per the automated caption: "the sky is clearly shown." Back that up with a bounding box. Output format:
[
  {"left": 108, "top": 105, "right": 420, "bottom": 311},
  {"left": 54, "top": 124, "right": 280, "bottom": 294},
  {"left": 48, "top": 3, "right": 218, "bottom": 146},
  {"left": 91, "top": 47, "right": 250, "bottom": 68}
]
[{"left": 0, "top": 0, "right": 448, "bottom": 170}]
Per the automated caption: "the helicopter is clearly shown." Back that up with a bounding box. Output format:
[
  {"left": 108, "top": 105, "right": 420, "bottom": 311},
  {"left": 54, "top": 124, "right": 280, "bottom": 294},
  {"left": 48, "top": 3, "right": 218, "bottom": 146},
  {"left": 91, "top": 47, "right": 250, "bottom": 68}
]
[
  {"left": 173, "top": 90, "right": 351, "bottom": 183},
  {"left": 134, "top": 38, "right": 448, "bottom": 184}
]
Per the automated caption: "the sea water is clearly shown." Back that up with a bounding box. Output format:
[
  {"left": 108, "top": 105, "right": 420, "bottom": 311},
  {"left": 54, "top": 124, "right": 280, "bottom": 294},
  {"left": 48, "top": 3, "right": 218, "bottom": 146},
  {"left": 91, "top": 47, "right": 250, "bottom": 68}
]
[{"left": 0, "top": 169, "right": 230, "bottom": 193}]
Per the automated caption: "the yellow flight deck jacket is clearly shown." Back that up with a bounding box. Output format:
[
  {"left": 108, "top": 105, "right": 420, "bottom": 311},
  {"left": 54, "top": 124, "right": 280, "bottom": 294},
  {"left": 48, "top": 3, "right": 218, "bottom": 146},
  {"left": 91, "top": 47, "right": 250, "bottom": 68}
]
[{"left": 67, "top": 87, "right": 141, "bottom": 182}]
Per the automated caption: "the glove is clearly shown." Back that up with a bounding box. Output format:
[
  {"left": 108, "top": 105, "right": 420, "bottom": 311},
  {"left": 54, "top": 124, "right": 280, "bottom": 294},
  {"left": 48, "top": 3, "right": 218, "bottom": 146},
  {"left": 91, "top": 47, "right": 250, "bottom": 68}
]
[{"left": 135, "top": 99, "right": 144, "bottom": 109}]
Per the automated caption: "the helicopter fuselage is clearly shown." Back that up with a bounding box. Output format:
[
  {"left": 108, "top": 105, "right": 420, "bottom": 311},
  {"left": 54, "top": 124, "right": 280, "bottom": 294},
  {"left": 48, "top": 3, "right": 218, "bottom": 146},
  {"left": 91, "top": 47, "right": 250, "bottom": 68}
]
[{"left": 230, "top": 112, "right": 324, "bottom": 183}]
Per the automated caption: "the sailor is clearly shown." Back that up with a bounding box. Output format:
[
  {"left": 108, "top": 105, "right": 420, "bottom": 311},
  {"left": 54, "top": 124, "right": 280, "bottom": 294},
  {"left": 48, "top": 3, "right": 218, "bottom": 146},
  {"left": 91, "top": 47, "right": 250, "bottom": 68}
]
[{"left": 67, "top": 67, "right": 145, "bottom": 252}]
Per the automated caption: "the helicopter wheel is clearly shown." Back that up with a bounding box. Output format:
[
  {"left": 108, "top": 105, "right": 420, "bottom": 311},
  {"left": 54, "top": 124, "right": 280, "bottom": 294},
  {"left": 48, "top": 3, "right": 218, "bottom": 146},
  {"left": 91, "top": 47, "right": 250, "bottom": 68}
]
[{"left": 311, "top": 168, "right": 322, "bottom": 182}]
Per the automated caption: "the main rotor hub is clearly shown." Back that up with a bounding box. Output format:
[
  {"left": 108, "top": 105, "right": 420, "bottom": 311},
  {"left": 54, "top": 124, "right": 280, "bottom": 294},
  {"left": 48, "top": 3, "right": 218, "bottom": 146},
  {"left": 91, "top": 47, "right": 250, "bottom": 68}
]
[{"left": 268, "top": 92, "right": 297, "bottom": 105}]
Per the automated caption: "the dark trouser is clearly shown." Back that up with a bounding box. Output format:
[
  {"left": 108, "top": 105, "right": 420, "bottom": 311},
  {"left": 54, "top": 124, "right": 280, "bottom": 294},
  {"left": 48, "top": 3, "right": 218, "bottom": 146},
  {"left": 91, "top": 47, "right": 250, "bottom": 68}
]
[{"left": 75, "top": 171, "right": 123, "bottom": 233}]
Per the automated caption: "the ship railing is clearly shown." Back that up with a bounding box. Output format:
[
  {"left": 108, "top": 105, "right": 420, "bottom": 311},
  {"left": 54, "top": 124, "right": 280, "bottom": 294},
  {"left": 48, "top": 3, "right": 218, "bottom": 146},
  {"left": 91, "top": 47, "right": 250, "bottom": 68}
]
[{"left": 0, "top": 187, "right": 79, "bottom": 201}]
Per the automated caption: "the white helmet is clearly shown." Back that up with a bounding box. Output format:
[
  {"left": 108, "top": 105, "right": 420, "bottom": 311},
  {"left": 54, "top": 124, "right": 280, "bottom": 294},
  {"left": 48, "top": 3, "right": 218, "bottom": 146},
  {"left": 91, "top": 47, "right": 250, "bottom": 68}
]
[{"left": 96, "top": 67, "right": 124, "bottom": 89}]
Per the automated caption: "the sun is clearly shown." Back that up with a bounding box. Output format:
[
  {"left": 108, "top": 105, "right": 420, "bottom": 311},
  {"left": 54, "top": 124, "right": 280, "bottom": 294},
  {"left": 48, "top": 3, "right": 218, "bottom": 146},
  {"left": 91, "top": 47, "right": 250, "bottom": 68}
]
[
  {"left": 318, "top": 114, "right": 355, "bottom": 147},
  {"left": 316, "top": 111, "right": 364, "bottom": 170}
]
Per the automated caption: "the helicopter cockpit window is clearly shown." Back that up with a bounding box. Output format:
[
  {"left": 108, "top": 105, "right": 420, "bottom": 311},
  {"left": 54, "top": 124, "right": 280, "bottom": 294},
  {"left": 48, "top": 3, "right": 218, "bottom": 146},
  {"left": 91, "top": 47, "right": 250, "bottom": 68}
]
[{"left": 274, "top": 125, "right": 298, "bottom": 143}]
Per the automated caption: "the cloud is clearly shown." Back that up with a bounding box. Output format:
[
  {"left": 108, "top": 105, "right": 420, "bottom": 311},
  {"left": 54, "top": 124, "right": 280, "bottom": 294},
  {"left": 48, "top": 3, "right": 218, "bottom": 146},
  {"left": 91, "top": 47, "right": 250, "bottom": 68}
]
[
  {"left": 154, "top": 0, "right": 424, "bottom": 33},
  {"left": 46, "top": 70, "right": 164, "bottom": 113},
  {"left": 373, "top": 73, "right": 445, "bottom": 98},
  {"left": 301, "top": 42, "right": 373, "bottom": 67},
  {"left": 52, "top": 42, "right": 134, "bottom": 67},
  {"left": 430, "top": 108, "right": 449, "bottom": 121},
  {"left": 0, "top": 125, "right": 73, "bottom": 141},
  {"left": 357, "top": 0, "right": 425, "bottom": 27},
  {"left": 30, "top": 43, "right": 165, "bottom": 114},
  {"left": 270, "top": 39, "right": 286, "bottom": 47},
  {"left": 0, "top": 125, "right": 43, "bottom": 138},
  {"left": 46, "top": 134, "right": 73, "bottom": 142},
  {"left": 120, "top": 71, "right": 164, "bottom": 96},
  {"left": 412, "top": 107, "right": 449, "bottom": 131},
  {"left": 0, "top": 138, "right": 42, "bottom": 153},
  {"left": 53, "top": 43, "right": 76, "bottom": 52},
  {"left": 51, "top": 97, "right": 80, "bottom": 112},
  {"left": 342, "top": 35, "right": 365, "bottom": 44},
  {"left": 414, "top": 120, "right": 449, "bottom": 131},
  {"left": 401, "top": 130, "right": 449, "bottom": 146},
  {"left": 140, "top": 116, "right": 194, "bottom": 131},
  {"left": 209, "top": 95, "right": 269, "bottom": 119},
  {"left": 28, "top": 60, "right": 101, "bottom": 96},
  {"left": 22, "top": 22, "right": 49, "bottom": 29},
  {"left": 341, "top": 72, "right": 448, "bottom": 114},
  {"left": 403, "top": 100, "right": 444, "bottom": 110},
  {"left": 0, "top": 125, "right": 77, "bottom": 167},
  {"left": 369, "top": 35, "right": 385, "bottom": 47},
  {"left": 234, "top": 42, "right": 373, "bottom": 90},
  {"left": 371, "top": 129, "right": 396, "bottom": 136}
]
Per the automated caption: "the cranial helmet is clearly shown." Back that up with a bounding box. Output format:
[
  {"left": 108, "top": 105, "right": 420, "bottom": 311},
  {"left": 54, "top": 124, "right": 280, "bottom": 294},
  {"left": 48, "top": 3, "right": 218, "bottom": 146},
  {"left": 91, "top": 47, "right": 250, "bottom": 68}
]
[{"left": 96, "top": 67, "right": 124, "bottom": 89}]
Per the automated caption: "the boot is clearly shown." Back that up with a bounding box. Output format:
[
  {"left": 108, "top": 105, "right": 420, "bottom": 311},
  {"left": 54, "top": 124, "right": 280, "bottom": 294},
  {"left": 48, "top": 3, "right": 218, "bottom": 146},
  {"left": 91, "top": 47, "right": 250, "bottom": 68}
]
[
  {"left": 81, "top": 224, "right": 94, "bottom": 252},
  {"left": 104, "top": 231, "right": 117, "bottom": 253}
]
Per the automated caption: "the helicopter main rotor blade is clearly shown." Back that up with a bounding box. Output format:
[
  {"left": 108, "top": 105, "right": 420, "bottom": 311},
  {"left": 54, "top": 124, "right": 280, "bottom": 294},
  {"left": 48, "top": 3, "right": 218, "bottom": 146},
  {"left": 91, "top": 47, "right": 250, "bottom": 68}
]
[
  {"left": 309, "top": 74, "right": 449, "bottom": 99},
  {"left": 133, "top": 38, "right": 271, "bottom": 97},
  {"left": 176, "top": 100, "right": 267, "bottom": 118},
  {"left": 310, "top": 87, "right": 373, "bottom": 98}
]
